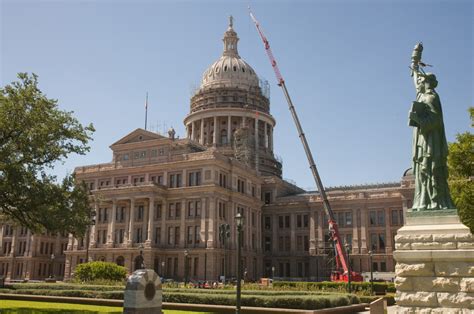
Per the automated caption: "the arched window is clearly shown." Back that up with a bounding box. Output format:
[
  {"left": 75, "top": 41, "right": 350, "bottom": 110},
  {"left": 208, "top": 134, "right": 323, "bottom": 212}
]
[
  {"left": 221, "top": 129, "right": 228, "bottom": 145},
  {"left": 116, "top": 256, "right": 125, "bottom": 266}
]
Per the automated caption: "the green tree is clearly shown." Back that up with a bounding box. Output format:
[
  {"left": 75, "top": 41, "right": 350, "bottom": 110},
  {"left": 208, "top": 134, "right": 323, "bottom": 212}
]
[
  {"left": 448, "top": 107, "right": 474, "bottom": 233},
  {"left": 0, "top": 73, "right": 95, "bottom": 235}
]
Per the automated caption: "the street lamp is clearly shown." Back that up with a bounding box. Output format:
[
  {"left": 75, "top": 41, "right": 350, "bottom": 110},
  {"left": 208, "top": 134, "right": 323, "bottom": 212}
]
[
  {"left": 219, "top": 223, "right": 230, "bottom": 283},
  {"left": 161, "top": 261, "right": 165, "bottom": 278},
  {"left": 184, "top": 249, "right": 189, "bottom": 287},
  {"left": 271, "top": 266, "right": 275, "bottom": 279},
  {"left": 345, "top": 242, "right": 351, "bottom": 293},
  {"left": 235, "top": 212, "right": 244, "bottom": 314},
  {"left": 369, "top": 250, "right": 374, "bottom": 295},
  {"left": 49, "top": 254, "right": 55, "bottom": 279}
]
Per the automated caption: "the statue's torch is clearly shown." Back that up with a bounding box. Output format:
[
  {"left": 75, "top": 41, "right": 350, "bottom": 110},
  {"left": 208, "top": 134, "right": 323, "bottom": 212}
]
[{"left": 411, "top": 42, "right": 423, "bottom": 76}]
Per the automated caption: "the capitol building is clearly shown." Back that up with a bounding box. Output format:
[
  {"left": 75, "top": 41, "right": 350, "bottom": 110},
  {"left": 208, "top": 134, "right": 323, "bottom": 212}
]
[{"left": 0, "top": 18, "right": 414, "bottom": 282}]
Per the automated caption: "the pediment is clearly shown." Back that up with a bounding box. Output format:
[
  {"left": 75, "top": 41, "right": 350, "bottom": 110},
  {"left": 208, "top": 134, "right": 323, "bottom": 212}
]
[{"left": 111, "top": 128, "right": 165, "bottom": 146}]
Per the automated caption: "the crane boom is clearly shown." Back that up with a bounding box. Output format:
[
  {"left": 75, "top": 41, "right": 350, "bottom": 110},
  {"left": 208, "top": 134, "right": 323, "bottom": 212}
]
[{"left": 249, "top": 9, "right": 354, "bottom": 278}]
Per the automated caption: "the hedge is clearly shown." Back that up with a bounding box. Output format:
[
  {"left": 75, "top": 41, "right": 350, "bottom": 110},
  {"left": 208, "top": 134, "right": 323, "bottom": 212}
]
[
  {"left": 273, "top": 281, "right": 394, "bottom": 294},
  {"left": 74, "top": 262, "right": 127, "bottom": 283},
  {"left": 5, "top": 283, "right": 123, "bottom": 291},
  {"left": 0, "top": 289, "right": 360, "bottom": 310}
]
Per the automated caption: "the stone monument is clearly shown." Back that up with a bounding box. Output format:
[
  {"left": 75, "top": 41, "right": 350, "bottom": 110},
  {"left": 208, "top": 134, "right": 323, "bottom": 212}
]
[
  {"left": 393, "top": 43, "right": 474, "bottom": 313},
  {"left": 123, "top": 269, "right": 162, "bottom": 314}
]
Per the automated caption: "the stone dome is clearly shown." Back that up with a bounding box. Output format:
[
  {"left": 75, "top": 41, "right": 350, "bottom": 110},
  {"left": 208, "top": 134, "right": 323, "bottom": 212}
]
[{"left": 200, "top": 16, "right": 259, "bottom": 90}]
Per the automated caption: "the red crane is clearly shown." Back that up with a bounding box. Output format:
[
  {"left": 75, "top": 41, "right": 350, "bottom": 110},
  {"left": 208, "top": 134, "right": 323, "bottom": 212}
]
[{"left": 249, "top": 9, "right": 363, "bottom": 283}]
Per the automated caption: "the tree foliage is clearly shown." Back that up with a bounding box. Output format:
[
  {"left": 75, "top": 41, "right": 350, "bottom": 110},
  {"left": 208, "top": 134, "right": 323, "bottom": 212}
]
[
  {"left": 0, "top": 73, "right": 94, "bottom": 235},
  {"left": 448, "top": 107, "right": 474, "bottom": 233},
  {"left": 74, "top": 261, "right": 127, "bottom": 283}
]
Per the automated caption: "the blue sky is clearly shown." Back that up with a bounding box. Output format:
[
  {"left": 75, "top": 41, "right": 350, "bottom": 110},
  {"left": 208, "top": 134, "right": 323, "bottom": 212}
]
[{"left": 1, "top": 0, "right": 472, "bottom": 190}]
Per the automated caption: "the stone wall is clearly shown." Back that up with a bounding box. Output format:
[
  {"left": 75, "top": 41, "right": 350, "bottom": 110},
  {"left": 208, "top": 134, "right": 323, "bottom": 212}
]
[{"left": 394, "top": 216, "right": 474, "bottom": 313}]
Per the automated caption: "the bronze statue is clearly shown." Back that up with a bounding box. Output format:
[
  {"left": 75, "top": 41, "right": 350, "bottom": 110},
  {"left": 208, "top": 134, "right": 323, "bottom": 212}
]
[{"left": 408, "top": 43, "right": 455, "bottom": 211}]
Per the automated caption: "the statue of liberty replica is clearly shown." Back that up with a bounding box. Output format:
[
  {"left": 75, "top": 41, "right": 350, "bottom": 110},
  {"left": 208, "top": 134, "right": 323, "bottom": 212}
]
[
  {"left": 393, "top": 44, "right": 473, "bottom": 313},
  {"left": 408, "top": 42, "right": 456, "bottom": 212}
]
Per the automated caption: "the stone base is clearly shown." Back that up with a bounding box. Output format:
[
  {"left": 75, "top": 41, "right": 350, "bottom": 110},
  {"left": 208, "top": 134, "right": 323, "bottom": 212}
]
[{"left": 393, "top": 215, "right": 474, "bottom": 313}]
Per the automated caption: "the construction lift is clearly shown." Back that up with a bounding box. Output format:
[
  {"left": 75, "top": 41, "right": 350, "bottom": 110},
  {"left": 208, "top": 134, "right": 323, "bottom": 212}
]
[{"left": 249, "top": 9, "right": 363, "bottom": 282}]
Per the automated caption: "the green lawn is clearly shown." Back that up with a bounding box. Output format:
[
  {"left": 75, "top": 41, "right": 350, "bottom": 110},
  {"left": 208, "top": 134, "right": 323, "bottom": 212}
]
[{"left": 0, "top": 300, "right": 212, "bottom": 314}]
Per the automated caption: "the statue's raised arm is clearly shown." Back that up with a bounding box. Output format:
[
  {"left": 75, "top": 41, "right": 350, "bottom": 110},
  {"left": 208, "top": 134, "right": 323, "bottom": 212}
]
[{"left": 411, "top": 42, "right": 424, "bottom": 97}]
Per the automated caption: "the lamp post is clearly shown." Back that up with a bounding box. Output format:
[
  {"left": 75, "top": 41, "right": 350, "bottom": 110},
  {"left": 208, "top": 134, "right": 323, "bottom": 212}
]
[
  {"left": 161, "top": 261, "right": 165, "bottom": 278},
  {"left": 49, "top": 254, "right": 55, "bottom": 279},
  {"left": 345, "top": 242, "right": 351, "bottom": 293},
  {"left": 184, "top": 249, "right": 189, "bottom": 287},
  {"left": 271, "top": 266, "right": 275, "bottom": 279},
  {"left": 219, "top": 223, "right": 230, "bottom": 283},
  {"left": 369, "top": 250, "right": 374, "bottom": 295},
  {"left": 235, "top": 212, "right": 244, "bottom": 314}
]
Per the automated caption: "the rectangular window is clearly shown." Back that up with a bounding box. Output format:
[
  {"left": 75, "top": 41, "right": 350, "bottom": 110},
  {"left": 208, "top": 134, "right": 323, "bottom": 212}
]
[
  {"left": 370, "top": 233, "right": 378, "bottom": 251},
  {"left": 135, "top": 228, "right": 142, "bottom": 243},
  {"left": 345, "top": 212, "right": 352, "bottom": 226},
  {"left": 381, "top": 261, "right": 387, "bottom": 272},
  {"left": 264, "top": 217, "right": 271, "bottom": 230},
  {"left": 379, "top": 234, "right": 386, "bottom": 250},
  {"left": 296, "top": 236, "right": 303, "bottom": 251},
  {"left": 137, "top": 205, "right": 144, "bottom": 221},
  {"left": 155, "top": 204, "right": 162, "bottom": 219},
  {"left": 175, "top": 202, "right": 181, "bottom": 218},
  {"left": 188, "top": 201, "right": 195, "bottom": 218},
  {"left": 285, "top": 236, "right": 291, "bottom": 251},
  {"left": 155, "top": 227, "right": 161, "bottom": 244},
  {"left": 285, "top": 216, "right": 290, "bottom": 228},
  {"left": 187, "top": 226, "right": 193, "bottom": 244},
  {"left": 188, "top": 171, "right": 201, "bottom": 186},
  {"left": 377, "top": 211, "right": 385, "bottom": 226},
  {"left": 264, "top": 236, "right": 271, "bottom": 252},
  {"left": 278, "top": 216, "right": 284, "bottom": 229},
  {"left": 168, "top": 203, "right": 174, "bottom": 218},
  {"left": 278, "top": 236, "right": 284, "bottom": 251},
  {"left": 304, "top": 235, "right": 309, "bottom": 252},
  {"left": 264, "top": 192, "right": 272, "bottom": 204},
  {"left": 369, "top": 211, "right": 376, "bottom": 226},
  {"left": 303, "top": 215, "right": 309, "bottom": 228},
  {"left": 193, "top": 257, "right": 199, "bottom": 276},
  {"left": 195, "top": 226, "right": 200, "bottom": 244},
  {"left": 297, "top": 215, "right": 302, "bottom": 228},
  {"left": 174, "top": 227, "right": 180, "bottom": 246},
  {"left": 167, "top": 227, "right": 172, "bottom": 245}
]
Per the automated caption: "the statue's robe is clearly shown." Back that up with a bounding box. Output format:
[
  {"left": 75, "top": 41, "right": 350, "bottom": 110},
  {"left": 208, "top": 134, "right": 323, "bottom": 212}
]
[{"left": 410, "top": 90, "right": 455, "bottom": 211}]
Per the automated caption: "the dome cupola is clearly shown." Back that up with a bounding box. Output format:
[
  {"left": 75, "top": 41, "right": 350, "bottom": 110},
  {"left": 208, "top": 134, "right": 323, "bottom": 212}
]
[{"left": 200, "top": 16, "right": 260, "bottom": 90}]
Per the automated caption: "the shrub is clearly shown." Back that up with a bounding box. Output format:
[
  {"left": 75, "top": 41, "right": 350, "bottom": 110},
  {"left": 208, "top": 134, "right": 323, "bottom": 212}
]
[{"left": 74, "top": 261, "right": 127, "bottom": 283}]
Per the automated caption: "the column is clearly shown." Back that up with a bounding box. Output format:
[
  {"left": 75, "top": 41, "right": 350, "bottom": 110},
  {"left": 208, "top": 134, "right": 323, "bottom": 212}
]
[
  {"left": 272, "top": 215, "right": 278, "bottom": 252},
  {"left": 309, "top": 209, "right": 316, "bottom": 255},
  {"left": 191, "top": 121, "right": 195, "bottom": 140},
  {"left": 25, "top": 230, "right": 32, "bottom": 256},
  {"left": 255, "top": 118, "right": 259, "bottom": 172},
  {"left": 146, "top": 197, "right": 154, "bottom": 246},
  {"left": 67, "top": 233, "right": 74, "bottom": 251},
  {"left": 200, "top": 198, "right": 207, "bottom": 247},
  {"left": 200, "top": 119, "right": 204, "bottom": 145},
  {"left": 207, "top": 197, "right": 215, "bottom": 248},
  {"left": 269, "top": 127, "right": 273, "bottom": 151},
  {"left": 90, "top": 202, "right": 98, "bottom": 248},
  {"left": 360, "top": 207, "right": 368, "bottom": 254},
  {"left": 161, "top": 199, "right": 167, "bottom": 246},
  {"left": 0, "top": 226, "right": 3, "bottom": 254},
  {"left": 317, "top": 211, "right": 323, "bottom": 253},
  {"left": 385, "top": 207, "right": 392, "bottom": 254},
  {"left": 142, "top": 200, "right": 148, "bottom": 244},
  {"left": 107, "top": 199, "right": 117, "bottom": 246},
  {"left": 10, "top": 227, "right": 17, "bottom": 257},
  {"left": 352, "top": 208, "right": 359, "bottom": 254},
  {"left": 213, "top": 116, "right": 217, "bottom": 146},
  {"left": 180, "top": 200, "right": 185, "bottom": 247},
  {"left": 227, "top": 116, "right": 231, "bottom": 145},
  {"left": 127, "top": 198, "right": 135, "bottom": 245},
  {"left": 264, "top": 122, "right": 268, "bottom": 149},
  {"left": 290, "top": 213, "right": 296, "bottom": 252}
]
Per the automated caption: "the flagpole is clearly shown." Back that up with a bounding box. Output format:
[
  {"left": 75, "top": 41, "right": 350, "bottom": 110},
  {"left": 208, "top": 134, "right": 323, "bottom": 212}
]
[{"left": 145, "top": 92, "right": 148, "bottom": 130}]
